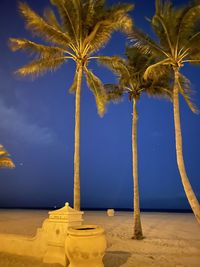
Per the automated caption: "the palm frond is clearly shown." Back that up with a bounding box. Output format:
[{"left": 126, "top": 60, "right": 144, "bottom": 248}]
[
  {"left": 143, "top": 59, "right": 172, "bottom": 80},
  {"left": 83, "top": 3, "right": 133, "bottom": 54},
  {"left": 16, "top": 56, "right": 66, "bottom": 78},
  {"left": 19, "top": 2, "right": 70, "bottom": 47},
  {"left": 145, "top": 84, "right": 172, "bottom": 99},
  {"left": 126, "top": 46, "right": 154, "bottom": 72},
  {"left": 9, "top": 38, "right": 65, "bottom": 58},
  {"left": 151, "top": 1, "right": 200, "bottom": 57},
  {"left": 129, "top": 27, "right": 167, "bottom": 57},
  {"left": 0, "top": 158, "right": 15, "bottom": 169},
  {"left": 82, "top": 0, "right": 96, "bottom": 36},
  {"left": 0, "top": 145, "right": 15, "bottom": 169},
  {"left": 177, "top": 72, "right": 198, "bottom": 113},
  {"left": 84, "top": 68, "right": 107, "bottom": 116},
  {"left": 98, "top": 56, "right": 130, "bottom": 77},
  {"left": 43, "top": 7, "right": 63, "bottom": 31},
  {"left": 63, "top": 0, "right": 81, "bottom": 42},
  {"left": 83, "top": 20, "right": 113, "bottom": 54},
  {"left": 151, "top": 1, "right": 180, "bottom": 53},
  {"left": 187, "top": 47, "right": 200, "bottom": 64},
  {"left": 71, "top": 0, "right": 83, "bottom": 34},
  {"left": 82, "top": 0, "right": 107, "bottom": 38},
  {"left": 0, "top": 148, "right": 9, "bottom": 157},
  {"left": 176, "top": 3, "right": 200, "bottom": 51},
  {"left": 108, "top": 3, "right": 134, "bottom": 34},
  {"left": 104, "top": 84, "right": 124, "bottom": 103},
  {"left": 69, "top": 70, "right": 78, "bottom": 93},
  {"left": 50, "top": 0, "right": 78, "bottom": 44}
]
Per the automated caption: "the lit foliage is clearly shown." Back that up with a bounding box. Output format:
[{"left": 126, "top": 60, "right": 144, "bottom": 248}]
[
  {"left": 9, "top": 0, "right": 134, "bottom": 116},
  {"left": 0, "top": 145, "right": 15, "bottom": 169},
  {"left": 129, "top": 0, "right": 200, "bottom": 112},
  {"left": 98, "top": 46, "right": 172, "bottom": 102}
]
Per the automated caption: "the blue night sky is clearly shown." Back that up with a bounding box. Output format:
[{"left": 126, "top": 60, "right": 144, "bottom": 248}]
[{"left": 0, "top": 0, "right": 199, "bottom": 210}]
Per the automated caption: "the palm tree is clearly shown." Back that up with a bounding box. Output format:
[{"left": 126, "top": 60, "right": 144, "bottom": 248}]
[
  {"left": 0, "top": 145, "right": 15, "bottom": 169},
  {"left": 99, "top": 47, "right": 171, "bottom": 239},
  {"left": 130, "top": 0, "right": 200, "bottom": 223},
  {"left": 9, "top": 0, "right": 133, "bottom": 210}
]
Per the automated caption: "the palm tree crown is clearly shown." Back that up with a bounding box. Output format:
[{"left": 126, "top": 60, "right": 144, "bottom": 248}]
[
  {"left": 99, "top": 46, "right": 171, "bottom": 101},
  {"left": 9, "top": 0, "right": 133, "bottom": 116},
  {"left": 131, "top": 0, "right": 200, "bottom": 111}
]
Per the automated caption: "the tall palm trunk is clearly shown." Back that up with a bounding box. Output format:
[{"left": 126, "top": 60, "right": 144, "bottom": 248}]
[
  {"left": 173, "top": 68, "right": 200, "bottom": 224},
  {"left": 73, "top": 63, "right": 83, "bottom": 211},
  {"left": 132, "top": 98, "right": 143, "bottom": 239}
]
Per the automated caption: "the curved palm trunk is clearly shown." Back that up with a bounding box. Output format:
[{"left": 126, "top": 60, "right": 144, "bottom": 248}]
[
  {"left": 73, "top": 64, "right": 83, "bottom": 211},
  {"left": 173, "top": 69, "right": 200, "bottom": 224},
  {"left": 132, "top": 98, "right": 143, "bottom": 239}
]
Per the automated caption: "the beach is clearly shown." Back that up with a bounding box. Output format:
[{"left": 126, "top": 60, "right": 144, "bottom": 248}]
[{"left": 0, "top": 210, "right": 199, "bottom": 267}]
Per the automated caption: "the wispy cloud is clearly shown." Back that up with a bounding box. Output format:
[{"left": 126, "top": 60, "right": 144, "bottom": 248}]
[{"left": 0, "top": 99, "right": 55, "bottom": 145}]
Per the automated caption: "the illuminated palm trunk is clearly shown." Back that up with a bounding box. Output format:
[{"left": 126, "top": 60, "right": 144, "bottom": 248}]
[
  {"left": 132, "top": 98, "right": 143, "bottom": 239},
  {"left": 173, "top": 69, "right": 200, "bottom": 224},
  {"left": 73, "top": 64, "right": 83, "bottom": 211}
]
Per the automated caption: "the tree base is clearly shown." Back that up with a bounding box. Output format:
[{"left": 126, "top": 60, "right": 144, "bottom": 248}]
[{"left": 131, "top": 235, "right": 144, "bottom": 240}]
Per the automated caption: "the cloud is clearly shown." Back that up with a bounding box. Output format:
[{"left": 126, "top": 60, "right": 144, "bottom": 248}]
[{"left": 0, "top": 99, "right": 55, "bottom": 145}]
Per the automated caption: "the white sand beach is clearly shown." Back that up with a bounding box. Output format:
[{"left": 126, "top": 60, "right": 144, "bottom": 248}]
[{"left": 0, "top": 210, "right": 199, "bottom": 267}]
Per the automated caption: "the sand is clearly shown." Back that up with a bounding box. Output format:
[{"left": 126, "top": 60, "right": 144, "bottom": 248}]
[{"left": 0, "top": 209, "right": 199, "bottom": 267}]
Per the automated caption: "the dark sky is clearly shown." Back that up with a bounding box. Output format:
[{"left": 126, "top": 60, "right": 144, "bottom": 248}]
[{"left": 0, "top": 0, "right": 199, "bottom": 210}]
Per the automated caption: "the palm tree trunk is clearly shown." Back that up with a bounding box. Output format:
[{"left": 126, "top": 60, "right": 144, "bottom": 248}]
[
  {"left": 73, "top": 64, "right": 83, "bottom": 211},
  {"left": 132, "top": 98, "right": 143, "bottom": 239},
  {"left": 173, "top": 68, "right": 200, "bottom": 224}
]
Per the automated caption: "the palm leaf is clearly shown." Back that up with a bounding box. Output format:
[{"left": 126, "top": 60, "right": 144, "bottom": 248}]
[
  {"left": 16, "top": 57, "right": 66, "bottom": 77},
  {"left": 69, "top": 69, "right": 78, "bottom": 93},
  {"left": 177, "top": 72, "right": 198, "bottom": 113},
  {"left": 84, "top": 68, "right": 107, "bottom": 116},
  {"left": 82, "top": 0, "right": 96, "bottom": 36},
  {"left": 83, "top": 20, "right": 112, "bottom": 53},
  {"left": 104, "top": 84, "right": 124, "bottom": 103},
  {"left": 50, "top": 0, "right": 78, "bottom": 44},
  {"left": 0, "top": 145, "right": 15, "bottom": 169},
  {"left": 176, "top": 3, "right": 200, "bottom": 50},
  {"left": 43, "top": 7, "right": 63, "bottom": 31},
  {"left": 19, "top": 2, "right": 70, "bottom": 47},
  {"left": 84, "top": 3, "right": 133, "bottom": 54},
  {"left": 108, "top": 3, "right": 134, "bottom": 34},
  {"left": 143, "top": 59, "right": 172, "bottom": 80},
  {"left": 130, "top": 27, "right": 166, "bottom": 57},
  {"left": 152, "top": 1, "right": 180, "bottom": 52},
  {"left": 98, "top": 56, "right": 130, "bottom": 77},
  {"left": 9, "top": 38, "right": 65, "bottom": 58},
  {"left": 187, "top": 47, "right": 200, "bottom": 63},
  {"left": 0, "top": 158, "right": 15, "bottom": 169},
  {"left": 0, "top": 150, "right": 9, "bottom": 157},
  {"left": 145, "top": 84, "right": 172, "bottom": 99}
]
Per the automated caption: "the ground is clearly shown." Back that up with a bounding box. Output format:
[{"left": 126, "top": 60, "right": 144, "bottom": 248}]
[{"left": 0, "top": 210, "right": 199, "bottom": 267}]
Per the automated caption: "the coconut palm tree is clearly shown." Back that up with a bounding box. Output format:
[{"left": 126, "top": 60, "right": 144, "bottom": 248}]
[
  {"left": 130, "top": 0, "right": 200, "bottom": 223},
  {"left": 99, "top": 46, "right": 171, "bottom": 239},
  {"left": 0, "top": 145, "right": 15, "bottom": 169},
  {"left": 9, "top": 0, "right": 134, "bottom": 210}
]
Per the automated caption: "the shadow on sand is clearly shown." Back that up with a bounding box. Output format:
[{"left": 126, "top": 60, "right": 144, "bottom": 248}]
[{"left": 104, "top": 251, "right": 131, "bottom": 267}]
